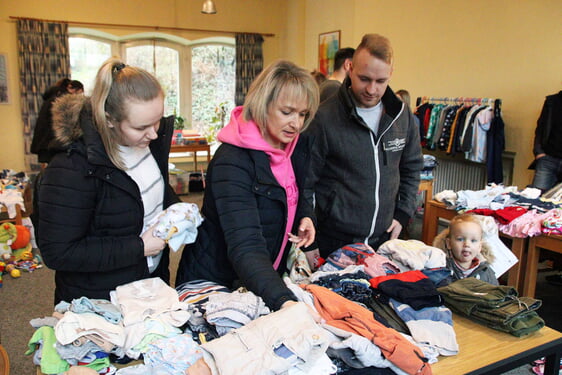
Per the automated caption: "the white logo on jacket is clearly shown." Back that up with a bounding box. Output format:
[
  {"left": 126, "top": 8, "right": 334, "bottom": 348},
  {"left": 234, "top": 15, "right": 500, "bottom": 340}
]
[{"left": 383, "top": 138, "right": 406, "bottom": 152}]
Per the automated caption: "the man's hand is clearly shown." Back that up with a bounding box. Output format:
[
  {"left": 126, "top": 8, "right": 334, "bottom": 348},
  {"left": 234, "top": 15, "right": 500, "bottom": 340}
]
[{"left": 386, "top": 219, "right": 403, "bottom": 240}]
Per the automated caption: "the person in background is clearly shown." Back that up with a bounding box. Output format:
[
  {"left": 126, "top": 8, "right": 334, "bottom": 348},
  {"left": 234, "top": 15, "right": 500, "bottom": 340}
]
[
  {"left": 529, "top": 90, "right": 562, "bottom": 193},
  {"left": 319, "top": 47, "right": 355, "bottom": 102},
  {"left": 396, "top": 89, "right": 421, "bottom": 128},
  {"left": 395, "top": 89, "right": 412, "bottom": 107},
  {"left": 176, "top": 60, "right": 320, "bottom": 313},
  {"left": 36, "top": 58, "right": 179, "bottom": 304},
  {"left": 311, "top": 69, "right": 327, "bottom": 86},
  {"left": 433, "top": 213, "right": 498, "bottom": 285},
  {"left": 31, "top": 78, "right": 84, "bottom": 166},
  {"left": 529, "top": 90, "right": 562, "bottom": 287},
  {"left": 304, "top": 33, "right": 423, "bottom": 259}
]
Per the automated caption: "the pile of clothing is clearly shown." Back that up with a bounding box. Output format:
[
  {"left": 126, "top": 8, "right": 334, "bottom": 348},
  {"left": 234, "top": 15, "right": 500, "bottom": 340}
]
[
  {"left": 434, "top": 184, "right": 562, "bottom": 237},
  {"left": 27, "top": 239, "right": 547, "bottom": 375}
]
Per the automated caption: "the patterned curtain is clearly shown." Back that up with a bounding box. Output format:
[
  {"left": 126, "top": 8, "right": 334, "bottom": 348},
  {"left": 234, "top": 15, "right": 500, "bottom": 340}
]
[
  {"left": 16, "top": 19, "right": 70, "bottom": 171},
  {"left": 235, "top": 33, "right": 264, "bottom": 106}
]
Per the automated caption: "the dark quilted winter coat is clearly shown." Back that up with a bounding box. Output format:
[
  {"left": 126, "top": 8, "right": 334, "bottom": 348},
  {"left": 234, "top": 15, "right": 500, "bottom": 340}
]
[
  {"left": 36, "top": 94, "right": 179, "bottom": 304},
  {"left": 176, "top": 139, "right": 314, "bottom": 311}
]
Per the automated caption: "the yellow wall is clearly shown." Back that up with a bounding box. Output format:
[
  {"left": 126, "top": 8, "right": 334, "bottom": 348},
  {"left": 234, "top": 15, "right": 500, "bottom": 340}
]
[
  {"left": 2, "top": 0, "right": 562, "bottom": 188},
  {"left": 303, "top": 0, "right": 562, "bottom": 188},
  {"left": 0, "top": 0, "right": 289, "bottom": 172}
]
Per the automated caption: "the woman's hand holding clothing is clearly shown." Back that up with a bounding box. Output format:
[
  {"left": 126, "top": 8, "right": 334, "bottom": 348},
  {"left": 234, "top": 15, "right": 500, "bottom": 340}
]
[{"left": 141, "top": 223, "right": 166, "bottom": 257}]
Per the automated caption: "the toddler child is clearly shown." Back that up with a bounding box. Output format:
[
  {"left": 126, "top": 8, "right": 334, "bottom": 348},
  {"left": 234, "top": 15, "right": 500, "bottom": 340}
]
[{"left": 433, "top": 213, "right": 498, "bottom": 285}]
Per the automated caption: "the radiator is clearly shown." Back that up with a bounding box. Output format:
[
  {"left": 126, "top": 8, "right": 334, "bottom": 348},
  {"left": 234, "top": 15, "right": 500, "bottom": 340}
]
[{"left": 432, "top": 159, "right": 487, "bottom": 194}]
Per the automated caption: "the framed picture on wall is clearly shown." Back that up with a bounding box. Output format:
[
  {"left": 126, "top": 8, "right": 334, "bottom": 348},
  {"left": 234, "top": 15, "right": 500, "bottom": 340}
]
[
  {"left": 0, "top": 53, "right": 9, "bottom": 104},
  {"left": 318, "top": 30, "right": 340, "bottom": 76}
]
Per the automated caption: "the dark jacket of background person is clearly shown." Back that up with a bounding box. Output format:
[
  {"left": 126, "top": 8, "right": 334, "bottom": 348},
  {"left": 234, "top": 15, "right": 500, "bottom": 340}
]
[
  {"left": 31, "top": 80, "right": 83, "bottom": 163},
  {"left": 531, "top": 90, "right": 562, "bottom": 164},
  {"left": 36, "top": 94, "right": 179, "bottom": 304},
  {"left": 176, "top": 138, "right": 314, "bottom": 311},
  {"left": 30, "top": 87, "right": 66, "bottom": 163},
  {"left": 304, "top": 78, "right": 423, "bottom": 253}
]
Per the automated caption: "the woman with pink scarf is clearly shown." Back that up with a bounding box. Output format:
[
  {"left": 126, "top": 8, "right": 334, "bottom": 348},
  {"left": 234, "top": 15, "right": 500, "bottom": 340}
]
[{"left": 176, "top": 60, "right": 319, "bottom": 312}]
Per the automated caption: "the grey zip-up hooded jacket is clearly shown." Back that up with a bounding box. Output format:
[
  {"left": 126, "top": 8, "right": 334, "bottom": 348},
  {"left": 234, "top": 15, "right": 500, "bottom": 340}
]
[{"left": 303, "top": 78, "right": 423, "bottom": 254}]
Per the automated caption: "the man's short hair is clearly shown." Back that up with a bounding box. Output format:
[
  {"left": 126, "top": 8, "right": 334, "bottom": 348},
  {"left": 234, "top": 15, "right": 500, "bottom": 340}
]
[
  {"left": 333, "top": 47, "right": 355, "bottom": 71},
  {"left": 355, "top": 34, "right": 393, "bottom": 66}
]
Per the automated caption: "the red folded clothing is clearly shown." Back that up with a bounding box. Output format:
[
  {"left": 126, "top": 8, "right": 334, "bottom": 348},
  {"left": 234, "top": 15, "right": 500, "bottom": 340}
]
[{"left": 467, "top": 206, "right": 527, "bottom": 224}]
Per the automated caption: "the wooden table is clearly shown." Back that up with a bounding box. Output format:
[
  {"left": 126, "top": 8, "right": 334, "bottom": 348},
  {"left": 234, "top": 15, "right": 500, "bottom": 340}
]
[
  {"left": 432, "top": 314, "right": 562, "bottom": 374},
  {"left": 422, "top": 199, "right": 526, "bottom": 292},
  {"left": 170, "top": 144, "right": 211, "bottom": 171},
  {"left": 418, "top": 179, "right": 433, "bottom": 237},
  {"left": 36, "top": 315, "right": 562, "bottom": 375},
  {"left": 523, "top": 234, "right": 562, "bottom": 298}
]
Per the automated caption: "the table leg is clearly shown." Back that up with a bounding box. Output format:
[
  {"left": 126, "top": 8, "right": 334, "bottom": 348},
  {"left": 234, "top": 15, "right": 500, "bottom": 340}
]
[
  {"left": 544, "top": 349, "right": 561, "bottom": 375},
  {"left": 506, "top": 237, "right": 525, "bottom": 293},
  {"left": 422, "top": 202, "right": 440, "bottom": 245},
  {"left": 523, "top": 236, "right": 540, "bottom": 298},
  {"left": 420, "top": 182, "right": 433, "bottom": 242},
  {"left": 193, "top": 152, "right": 198, "bottom": 171}
]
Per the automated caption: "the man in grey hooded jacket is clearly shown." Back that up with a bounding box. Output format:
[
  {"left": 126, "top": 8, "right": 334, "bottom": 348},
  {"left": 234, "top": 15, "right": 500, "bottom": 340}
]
[{"left": 304, "top": 33, "right": 423, "bottom": 258}]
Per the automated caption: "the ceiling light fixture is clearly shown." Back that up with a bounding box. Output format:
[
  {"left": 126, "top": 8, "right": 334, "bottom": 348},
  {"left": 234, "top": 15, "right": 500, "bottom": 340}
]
[{"left": 201, "top": 0, "right": 217, "bottom": 14}]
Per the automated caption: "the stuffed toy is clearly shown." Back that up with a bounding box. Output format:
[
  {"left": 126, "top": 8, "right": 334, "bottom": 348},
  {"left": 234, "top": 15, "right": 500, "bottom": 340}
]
[
  {"left": 0, "top": 222, "right": 35, "bottom": 279},
  {"left": 0, "top": 222, "right": 17, "bottom": 260}
]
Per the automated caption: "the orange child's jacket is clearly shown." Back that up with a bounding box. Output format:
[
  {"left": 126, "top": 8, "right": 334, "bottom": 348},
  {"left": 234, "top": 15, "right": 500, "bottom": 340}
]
[{"left": 302, "top": 283, "right": 432, "bottom": 375}]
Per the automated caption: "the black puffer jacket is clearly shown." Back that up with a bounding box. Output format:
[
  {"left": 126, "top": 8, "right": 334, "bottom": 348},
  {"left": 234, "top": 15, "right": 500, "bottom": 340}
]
[
  {"left": 176, "top": 139, "right": 314, "bottom": 311},
  {"left": 36, "top": 95, "right": 178, "bottom": 304}
]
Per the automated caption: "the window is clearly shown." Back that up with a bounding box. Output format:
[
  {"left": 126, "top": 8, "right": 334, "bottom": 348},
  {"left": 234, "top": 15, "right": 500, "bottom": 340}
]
[
  {"left": 69, "top": 37, "right": 113, "bottom": 95},
  {"left": 191, "top": 44, "right": 235, "bottom": 141},
  {"left": 125, "top": 42, "right": 181, "bottom": 117},
  {"left": 68, "top": 30, "right": 235, "bottom": 140}
]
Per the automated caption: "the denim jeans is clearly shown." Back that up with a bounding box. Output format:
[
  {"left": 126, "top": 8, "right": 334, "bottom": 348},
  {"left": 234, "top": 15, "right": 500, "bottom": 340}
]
[{"left": 531, "top": 154, "right": 562, "bottom": 192}]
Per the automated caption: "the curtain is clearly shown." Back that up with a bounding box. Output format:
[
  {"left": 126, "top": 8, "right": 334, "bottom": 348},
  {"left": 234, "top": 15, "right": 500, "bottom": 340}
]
[
  {"left": 16, "top": 19, "right": 70, "bottom": 171},
  {"left": 235, "top": 33, "right": 264, "bottom": 106}
]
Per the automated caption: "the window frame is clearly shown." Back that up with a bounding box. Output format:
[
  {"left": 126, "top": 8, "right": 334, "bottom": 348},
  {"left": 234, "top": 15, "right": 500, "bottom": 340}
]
[{"left": 68, "top": 28, "right": 234, "bottom": 130}]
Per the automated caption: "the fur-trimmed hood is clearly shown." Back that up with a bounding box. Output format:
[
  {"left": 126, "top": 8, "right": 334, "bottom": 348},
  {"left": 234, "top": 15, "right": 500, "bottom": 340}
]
[{"left": 51, "top": 94, "right": 90, "bottom": 147}]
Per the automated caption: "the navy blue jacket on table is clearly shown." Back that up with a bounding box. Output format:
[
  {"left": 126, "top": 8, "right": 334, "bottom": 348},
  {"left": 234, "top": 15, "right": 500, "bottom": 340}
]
[
  {"left": 36, "top": 95, "right": 179, "bottom": 304},
  {"left": 303, "top": 78, "right": 423, "bottom": 255},
  {"left": 176, "top": 138, "right": 314, "bottom": 311}
]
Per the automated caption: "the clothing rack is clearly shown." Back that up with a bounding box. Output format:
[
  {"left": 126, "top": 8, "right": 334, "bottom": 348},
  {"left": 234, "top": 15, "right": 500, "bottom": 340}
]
[{"left": 416, "top": 96, "right": 501, "bottom": 108}]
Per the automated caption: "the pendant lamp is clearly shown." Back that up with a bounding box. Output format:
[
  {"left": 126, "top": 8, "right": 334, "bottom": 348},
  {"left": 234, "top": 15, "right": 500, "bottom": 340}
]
[{"left": 202, "top": 0, "right": 217, "bottom": 14}]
